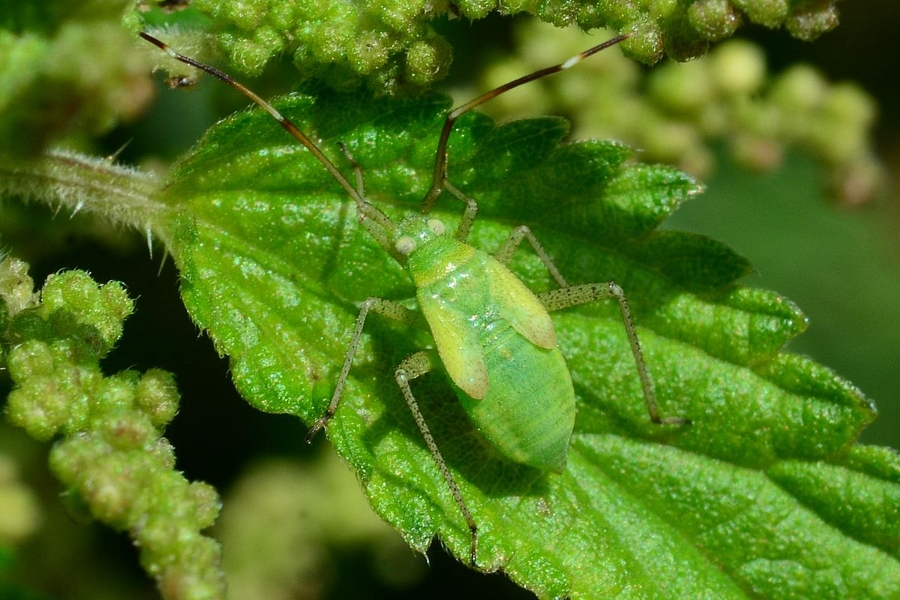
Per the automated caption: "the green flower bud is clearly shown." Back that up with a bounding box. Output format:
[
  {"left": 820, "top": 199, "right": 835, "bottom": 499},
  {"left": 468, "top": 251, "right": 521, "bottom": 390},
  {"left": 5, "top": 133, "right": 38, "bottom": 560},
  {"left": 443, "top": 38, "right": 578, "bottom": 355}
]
[
  {"left": 733, "top": 0, "right": 789, "bottom": 28},
  {"left": 786, "top": 3, "right": 839, "bottom": 41},
  {"left": 687, "top": 0, "right": 741, "bottom": 41},
  {"left": 0, "top": 258, "right": 37, "bottom": 317},
  {"left": 710, "top": 40, "right": 766, "bottom": 96},
  {"left": 136, "top": 369, "right": 181, "bottom": 427},
  {"left": 649, "top": 60, "right": 713, "bottom": 115}
]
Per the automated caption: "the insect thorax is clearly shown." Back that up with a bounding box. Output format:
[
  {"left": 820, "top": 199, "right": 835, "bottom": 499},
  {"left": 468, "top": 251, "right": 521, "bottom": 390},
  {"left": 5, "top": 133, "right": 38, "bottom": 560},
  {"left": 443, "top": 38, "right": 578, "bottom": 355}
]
[{"left": 396, "top": 215, "right": 477, "bottom": 288}]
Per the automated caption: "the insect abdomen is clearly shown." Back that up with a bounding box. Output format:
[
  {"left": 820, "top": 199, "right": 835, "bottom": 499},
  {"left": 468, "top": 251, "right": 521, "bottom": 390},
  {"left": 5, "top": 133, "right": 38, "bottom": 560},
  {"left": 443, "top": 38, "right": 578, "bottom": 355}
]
[{"left": 458, "top": 322, "right": 576, "bottom": 473}]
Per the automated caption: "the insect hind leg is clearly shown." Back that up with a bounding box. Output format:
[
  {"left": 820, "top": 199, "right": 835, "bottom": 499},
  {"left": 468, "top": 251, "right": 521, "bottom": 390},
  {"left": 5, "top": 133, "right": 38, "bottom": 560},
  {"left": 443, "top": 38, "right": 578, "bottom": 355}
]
[
  {"left": 489, "top": 225, "right": 687, "bottom": 426},
  {"left": 395, "top": 350, "right": 479, "bottom": 566},
  {"left": 538, "top": 284, "right": 690, "bottom": 426}
]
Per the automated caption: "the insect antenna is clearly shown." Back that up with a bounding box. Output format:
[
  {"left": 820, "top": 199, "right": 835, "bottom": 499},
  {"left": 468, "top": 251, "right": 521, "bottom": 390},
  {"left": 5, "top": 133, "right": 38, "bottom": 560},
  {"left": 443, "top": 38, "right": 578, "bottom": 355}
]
[
  {"left": 138, "top": 32, "right": 396, "bottom": 235},
  {"left": 421, "top": 33, "right": 631, "bottom": 213}
]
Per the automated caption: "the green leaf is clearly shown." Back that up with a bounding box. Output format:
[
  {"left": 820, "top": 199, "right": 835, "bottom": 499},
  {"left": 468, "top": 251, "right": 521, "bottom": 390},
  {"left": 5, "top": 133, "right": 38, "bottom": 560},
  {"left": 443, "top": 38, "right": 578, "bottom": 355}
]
[{"left": 158, "top": 90, "right": 898, "bottom": 598}]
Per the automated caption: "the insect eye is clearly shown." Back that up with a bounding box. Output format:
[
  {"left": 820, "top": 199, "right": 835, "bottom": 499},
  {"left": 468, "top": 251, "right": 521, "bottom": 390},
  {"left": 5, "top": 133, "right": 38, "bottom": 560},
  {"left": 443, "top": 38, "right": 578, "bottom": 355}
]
[
  {"left": 427, "top": 219, "right": 445, "bottom": 235},
  {"left": 395, "top": 235, "right": 416, "bottom": 255}
]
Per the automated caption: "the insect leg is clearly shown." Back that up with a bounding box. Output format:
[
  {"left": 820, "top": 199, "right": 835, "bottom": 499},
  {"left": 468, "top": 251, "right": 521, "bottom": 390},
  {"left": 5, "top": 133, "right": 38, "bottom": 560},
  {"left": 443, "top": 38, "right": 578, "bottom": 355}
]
[
  {"left": 331, "top": 142, "right": 403, "bottom": 256},
  {"left": 538, "top": 284, "right": 689, "bottom": 426},
  {"left": 306, "top": 298, "right": 423, "bottom": 441},
  {"left": 489, "top": 223, "right": 686, "bottom": 425},
  {"left": 395, "top": 350, "right": 479, "bottom": 566},
  {"left": 337, "top": 142, "right": 366, "bottom": 198},
  {"left": 493, "top": 225, "right": 568, "bottom": 288},
  {"left": 440, "top": 180, "right": 479, "bottom": 242}
]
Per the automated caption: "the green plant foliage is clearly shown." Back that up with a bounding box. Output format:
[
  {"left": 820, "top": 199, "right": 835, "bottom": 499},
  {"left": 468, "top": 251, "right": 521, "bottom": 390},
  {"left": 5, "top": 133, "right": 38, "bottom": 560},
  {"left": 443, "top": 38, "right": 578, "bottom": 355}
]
[
  {"left": 0, "top": 0, "right": 863, "bottom": 187},
  {"left": 0, "top": 2, "right": 895, "bottom": 596},
  {"left": 0, "top": 0, "right": 153, "bottom": 157},
  {"left": 148, "top": 90, "right": 897, "bottom": 597},
  {"left": 1, "top": 263, "right": 225, "bottom": 600},
  {"left": 0, "top": 149, "right": 164, "bottom": 243},
  {"left": 0, "top": 452, "right": 40, "bottom": 547},
  {"left": 217, "top": 451, "right": 419, "bottom": 599},
  {"left": 477, "top": 23, "right": 882, "bottom": 204},
  {"left": 138, "top": 0, "right": 839, "bottom": 92}
]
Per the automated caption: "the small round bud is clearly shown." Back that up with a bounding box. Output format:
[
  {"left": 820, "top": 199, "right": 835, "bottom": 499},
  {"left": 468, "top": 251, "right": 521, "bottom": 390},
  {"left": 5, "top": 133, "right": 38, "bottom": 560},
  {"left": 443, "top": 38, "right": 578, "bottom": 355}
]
[
  {"left": 135, "top": 369, "right": 181, "bottom": 427},
  {"left": 771, "top": 65, "right": 827, "bottom": 113},
  {"left": 710, "top": 40, "right": 766, "bottom": 96},
  {"left": 687, "top": 0, "right": 741, "bottom": 41},
  {"left": 649, "top": 60, "right": 713, "bottom": 115},
  {"left": 786, "top": 4, "right": 839, "bottom": 41},
  {"left": 741, "top": 0, "right": 790, "bottom": 29}
]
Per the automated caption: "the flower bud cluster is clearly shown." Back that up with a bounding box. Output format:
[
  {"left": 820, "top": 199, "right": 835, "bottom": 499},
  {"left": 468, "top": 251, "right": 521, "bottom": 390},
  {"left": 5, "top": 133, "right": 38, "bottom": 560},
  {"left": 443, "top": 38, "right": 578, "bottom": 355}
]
[
  {"left": 480, "top": 25, "right": 880, "bottom": 204},
  {"left": 3, "top": 264, "right": 225, "bottom": 600}
]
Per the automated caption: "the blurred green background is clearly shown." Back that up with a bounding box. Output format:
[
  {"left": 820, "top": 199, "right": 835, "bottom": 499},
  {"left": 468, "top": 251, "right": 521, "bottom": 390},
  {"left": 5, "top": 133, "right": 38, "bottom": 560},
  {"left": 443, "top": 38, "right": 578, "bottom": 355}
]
[{"left": 2, "top": 1, "right": 898, "bottom": 598}]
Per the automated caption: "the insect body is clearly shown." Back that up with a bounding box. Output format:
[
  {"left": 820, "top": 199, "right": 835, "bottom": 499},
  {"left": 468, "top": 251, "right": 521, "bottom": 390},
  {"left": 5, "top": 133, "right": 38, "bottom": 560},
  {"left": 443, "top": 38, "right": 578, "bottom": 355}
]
[
  {"left": 141, "top": 31, "right": 687, "bottom": 565},
  {"left": 399, "top": 214, "right": 575, "bottom": 471}
]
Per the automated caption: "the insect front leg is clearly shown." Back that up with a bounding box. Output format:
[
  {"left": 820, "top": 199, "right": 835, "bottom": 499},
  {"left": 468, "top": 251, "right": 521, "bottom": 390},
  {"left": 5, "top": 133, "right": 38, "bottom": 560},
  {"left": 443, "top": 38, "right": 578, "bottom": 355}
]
[
  {"left": 395, "top": 350, "right": 479, "bottom": 566},
  {"left": 442, "top": 180, "right": 569, "bottom": 289},
  {"left": 306, "top": 297, "right": 422, "bottom": 441},
  {"left": 538, "top": 284, "right": 690, "bottom": 426},
  {"left": 442, "top": 180, "right": 479, "bottom": 243}
]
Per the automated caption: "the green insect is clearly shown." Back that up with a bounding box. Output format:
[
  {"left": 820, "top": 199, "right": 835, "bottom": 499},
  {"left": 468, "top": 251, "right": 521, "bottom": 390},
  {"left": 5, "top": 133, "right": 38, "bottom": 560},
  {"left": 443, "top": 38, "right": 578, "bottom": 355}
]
[{"left": 141, "top": 31, "right": 688, "bottom": 565}]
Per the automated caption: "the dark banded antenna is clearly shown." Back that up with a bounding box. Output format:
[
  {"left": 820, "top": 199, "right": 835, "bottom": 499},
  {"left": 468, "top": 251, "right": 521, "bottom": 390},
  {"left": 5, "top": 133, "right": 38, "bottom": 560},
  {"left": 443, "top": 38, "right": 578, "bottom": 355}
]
[
  {"left": 141, "top": 31, "right": 630, "bottom": 221},
  {"left": 420, "top": 33, "right": 631, "bottom": 213},
  {"left": 139, "top": 32, "right": 396, "bottom": 233}
]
